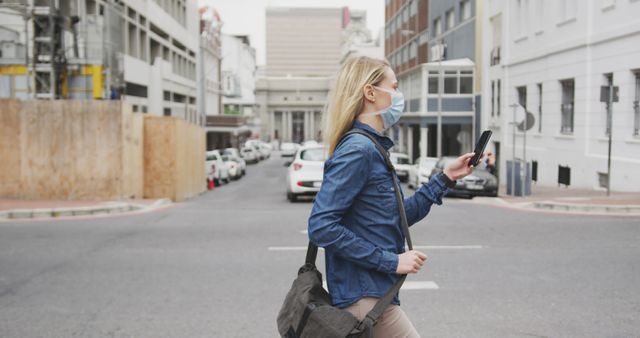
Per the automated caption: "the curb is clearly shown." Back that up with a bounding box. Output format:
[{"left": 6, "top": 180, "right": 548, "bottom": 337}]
[
  {"left": 0, "top": 199, "right": 172, "bottom": 221},
  {"left": 459, "top": 197, "right": 640, "bottom": 216},
  {"left": 532, "top": 201, "right": 640, "bottom": 214}
]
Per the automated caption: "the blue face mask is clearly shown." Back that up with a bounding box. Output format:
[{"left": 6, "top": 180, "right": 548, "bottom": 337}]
[{"left": 361, "top": 86, "right": 405, "bottom": 130}]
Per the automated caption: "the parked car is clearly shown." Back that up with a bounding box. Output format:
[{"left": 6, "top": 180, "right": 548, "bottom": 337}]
[
  {"left": 430, "top": 157, "right": 498, "bottom": 197},
  {"left": 389, "top": 152, "right": 411, "bottom": 182},
  {"left": 280, "top": 142, "right": 299, "bottom": 157},
  {"left": 408, "top": 157, "right": 439, "bottom": 189},
  {"left": 258, "top": 141, "right": 272, "bottom": 159},
  {"left": 223, "top": 148, "right": 246, "bottom": 176},
  {"left": 241, "top": 146, "right": 259, "bottom": 164},
  {"left": 245, "top": 140, "right": 266, "bottom": 160},
  {"left": 285, "top": 145, "right": 326, "bottom": 202},
  {"left": 206, "top": 150, "right": 230, "bottom": 185},
  {"left": 221, "top": 155, "right": 242, "bottom": 180},
  {"left": 302, "top": 140, "right": 319, "bottom": 147}
]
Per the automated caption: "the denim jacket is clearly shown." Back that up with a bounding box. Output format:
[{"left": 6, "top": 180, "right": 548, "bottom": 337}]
[{"left": 307, "top": 120, "right": 450, "bottom": 309}]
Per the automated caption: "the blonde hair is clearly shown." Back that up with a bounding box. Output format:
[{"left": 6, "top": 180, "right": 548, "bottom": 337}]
[{"left": 323, "top": 56, "right": 390, "bottom": 156}]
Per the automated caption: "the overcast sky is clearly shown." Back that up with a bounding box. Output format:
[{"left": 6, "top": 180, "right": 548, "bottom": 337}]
[{"left": 198, "top": 0, "right": 385, "bottom": 66}]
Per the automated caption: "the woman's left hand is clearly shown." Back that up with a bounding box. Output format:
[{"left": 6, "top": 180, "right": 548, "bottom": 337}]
[{"left": 443, "top": 152, "right": 478, "bottom": 181}]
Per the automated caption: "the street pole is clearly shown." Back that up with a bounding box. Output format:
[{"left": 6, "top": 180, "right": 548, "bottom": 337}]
[
  {"left": 509, "top": 103, "right": 518, "bottom": 196},
  {"left": 436, "top": 44, "right": 443, "bottom": 158},
  {"left": 522, "top": 109, "right": 527, "bottom": 196},
  {"left": 606, "top": 82, "right": 613, "bottom": 196}
]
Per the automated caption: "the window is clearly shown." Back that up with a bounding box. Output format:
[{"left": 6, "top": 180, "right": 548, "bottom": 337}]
[
  {"left": 634, "top": 72, "right": 640, "bottom": 136},
  {"left": 403, "top": 6, "right": 409, "bottom": 23},
  {"left": 560, "top": 79, "right": 575, "bottom": 134},
  {"left": 446, "top": 9, "right": 455, "bottom": 30},
  {"left": 444, "top": 71, "right": 458, "bottom": 94},
  {"left": 460, "top": 0, "right": 471, "bottom": 21},
  {"left": 534, "top": 0, "right": 544, "bottom": 33},
  {"left": 497, "top": 80, "right": 501, "bottom": 116},
  {"left": 558, "top": 0, "right": 577, "bottom": 23},
  {"left": 460, "top": 70, "right": 472, "bottom": 94},
  {"left": 434, "top": 17, "right": 442, "bottom": 37},
  {"left": 410, "top": 0, "right": 418, "bottom": 17},
  {"left": 491, "top": 81, "right": 495, "bottom": 117},
  {"left": 603, "top": 73, "right": 613, "bottom": 136},
  {"left": 163, "top": 108, "right": 171, "bottom": 116},
  {"left": 428, "top": 71, "right": 439, "bottom": 94},
  {"left": 409, "top": 42, "right": 417, "bottom": 59},
  {"left": 517, "top": 86, "right": 527, "bottom": 110},
  {"left": 537, "top": 83, "right": 543, "bottom": 133}
]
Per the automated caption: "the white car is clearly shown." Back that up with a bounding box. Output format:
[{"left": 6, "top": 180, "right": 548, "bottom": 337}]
[
  {"left": 258, "top": 141, "right": 272, "bottom": 159},
  {"left": 245, "top": 140, "right": 267, "bottom": 160},
  {"left": 241, "top": 146, "right": 259, "bottom": 164},
  {"left": 280, "top": 142, "right": 299, "bottom": 157},
  {"left": 221, "top": 155, "right": 241, "bottom": 180},
  {"left": 389, "top": 152, "right": 411, "bottom": 182},
  {"left": 223, "top": 148, "right": 246, "bottom": 176},
  {"left": 302, "top": 140, "right": 319, "bottom": 147},
  {"left": 408, "top": 157, "right": 439, "bottom": 189},
  {"left": 286, "top": 145, "right": 326, "bottom": 202},
  {"left": 206, "top": 150, "right": 230, "bottom": 185}
]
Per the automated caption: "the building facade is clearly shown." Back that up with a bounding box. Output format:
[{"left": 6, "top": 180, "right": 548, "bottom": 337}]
[
  {"left": 265, "top": 7, "right": 342, "bottom": 77},
  {"left": 385, "top": 0, "right": 482, "bottom": 161},
  {"left": 0, "top": 0, "right": 200, "bottom": 124},
  {"left": 258, "top": 7, "right": 345, "bottom": 145},
  {"left": 340, "top": 9, "right": 384, "bottom": 63},
  {"left": 482, "top": 0, "right": 640, "bottom": 192}
]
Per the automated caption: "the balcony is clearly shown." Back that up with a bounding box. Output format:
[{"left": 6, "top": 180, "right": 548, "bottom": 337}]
[{"left": 205, "top": 115, "right": 247, "bottom": 127}]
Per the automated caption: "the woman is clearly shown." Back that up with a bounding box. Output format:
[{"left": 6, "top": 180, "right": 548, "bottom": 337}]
[{"left": 307, "top": 56, "right": 476, "bottom": 337}]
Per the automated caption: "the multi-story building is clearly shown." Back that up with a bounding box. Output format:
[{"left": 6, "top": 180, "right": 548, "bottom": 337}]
[
  {"left": 482, "top": 0, "right": 640, "bottom": 192},
  {"left": 341, "top": 9, "right": 384, "bottom": 64},
  {"left": 203, "top": 33, "right": 256, "bottom": 150},
  {"left": 265, "top": 7, "right": 342, "bottom": 77},
  {"left": 385, "top": 0, "right": 482, "bottom": 162},
  {"left": 0, "top": 0, "right": 201, "bottom": 124},
  {"left": 257, "top": 7, "right": 344, "bottom": 144}
]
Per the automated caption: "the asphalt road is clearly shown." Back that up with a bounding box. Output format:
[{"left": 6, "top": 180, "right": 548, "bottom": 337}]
[{"left": 1, "top": 152, "right": 639, "bottom": 337}]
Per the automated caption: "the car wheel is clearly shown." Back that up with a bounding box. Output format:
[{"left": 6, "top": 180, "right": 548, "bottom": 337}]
[{"left": 287, "top": 192, "right": 297, "bottom": 202}]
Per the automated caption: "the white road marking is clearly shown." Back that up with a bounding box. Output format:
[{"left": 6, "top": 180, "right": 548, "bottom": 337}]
[
  {"left": 300, "top": 230, "right": 308, "bottom": 235},
  {"left": 268, "top": 245, "right": 483, "bottom": 251},
  {"left": 412, "top": 245, "right": 484, "bottom": 250},
  {"left": 322, "top": 280, "right": 439, "bottom": 290},
  {"left": 268, "top": 246, "right": 323, "bottom": 251}
]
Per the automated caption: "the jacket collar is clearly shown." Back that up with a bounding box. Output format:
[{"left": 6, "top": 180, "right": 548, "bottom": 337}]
[{"left": 352, "top": 120, "right": 395, "bottom": 151}]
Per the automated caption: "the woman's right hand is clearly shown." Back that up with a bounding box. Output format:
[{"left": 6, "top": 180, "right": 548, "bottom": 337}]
[{"left": 396, "top": 250, "right": 427, "bottom": 274}]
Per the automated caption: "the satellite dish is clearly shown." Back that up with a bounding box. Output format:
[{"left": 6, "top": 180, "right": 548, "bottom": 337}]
[{"left": 514, "top": 104, "right": 535, "bottom": 131}]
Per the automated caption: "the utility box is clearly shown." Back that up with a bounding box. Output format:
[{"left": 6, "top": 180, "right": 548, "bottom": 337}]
[{"left": 506, "top": 160, "right": 532, "bottom": 196}]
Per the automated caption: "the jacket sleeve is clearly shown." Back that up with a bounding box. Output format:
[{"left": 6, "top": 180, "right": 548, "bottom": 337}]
[
  {"left": 402, "top": 172, "right": 449, "bottom": 226},
  {"left": 308, "top": 141, "right": 398, "bottom": 275}
]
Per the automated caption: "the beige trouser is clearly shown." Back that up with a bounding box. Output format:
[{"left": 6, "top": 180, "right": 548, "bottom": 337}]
[{"left": 344, "top": 297, "right": 420, "bottom": 338}]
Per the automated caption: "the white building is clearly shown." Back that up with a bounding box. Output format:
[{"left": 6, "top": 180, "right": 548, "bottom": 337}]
[
  {"left": 340, "top": 9, "right": 384, "bottom": 64},
  {"left": 482, "top": 0, "right": 640, "bottom": 192},
  {"left": 198, "top": 6, "right": 223, "bottom": 119},
  {"left": 221, "top": 34, "right": 257, "bottom": 119},
  {"left": 258, "top": 7, "right": 343, "bottom": 144},
  {"left": 0, "top": 0, "right": 201, "bottom": 124}
]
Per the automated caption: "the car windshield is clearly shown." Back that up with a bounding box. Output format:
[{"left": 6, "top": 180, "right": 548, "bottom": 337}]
[
  {"left": 221, "top": 155, "right": 230, "bottom": 161},
  {"left": 300, "top": 148, "right": 325, "bottom": 161},
  {"left": 392, "top": 156, "right": 410, "bottom": 165}
]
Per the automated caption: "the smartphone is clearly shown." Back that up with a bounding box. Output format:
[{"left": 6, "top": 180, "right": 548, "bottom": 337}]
[{"left": 469, "top": 130, "right": 492, "bottom": 167}]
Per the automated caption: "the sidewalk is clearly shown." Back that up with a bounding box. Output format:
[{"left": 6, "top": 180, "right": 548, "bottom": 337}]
[
  {"left": 0, "top": 198, "right": 172, "bottom": 221},
  {"left": 469, "top": 184, "right": 640, "bottom": 216}
]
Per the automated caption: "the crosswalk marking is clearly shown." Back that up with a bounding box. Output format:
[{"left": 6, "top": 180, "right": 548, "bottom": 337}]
[
  {"left": 322, "top": 280, "right": 439, "bottom": 290},
  {"left": 268, "top": 245, "right": 483, "bottom": 251}
]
